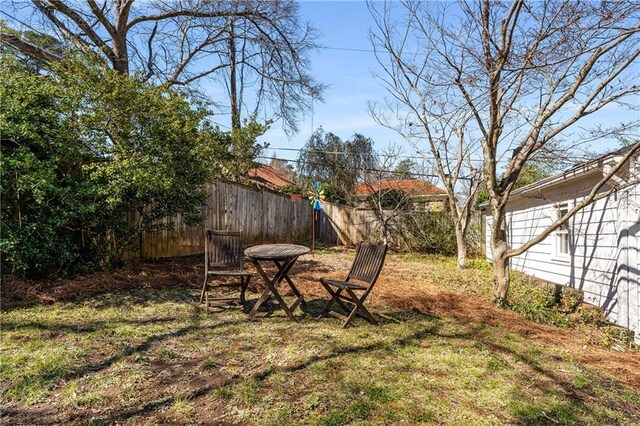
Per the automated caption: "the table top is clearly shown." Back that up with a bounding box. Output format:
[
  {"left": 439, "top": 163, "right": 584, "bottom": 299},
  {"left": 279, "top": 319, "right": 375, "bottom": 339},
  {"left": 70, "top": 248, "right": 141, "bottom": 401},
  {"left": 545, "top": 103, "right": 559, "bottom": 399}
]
[{"left": 244, "top": 244, "right": 310, "bottom": 260}]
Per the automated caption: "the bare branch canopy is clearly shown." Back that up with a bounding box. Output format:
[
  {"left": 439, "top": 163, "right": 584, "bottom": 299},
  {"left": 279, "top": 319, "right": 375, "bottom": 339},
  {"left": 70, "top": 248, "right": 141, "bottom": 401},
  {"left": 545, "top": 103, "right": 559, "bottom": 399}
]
[{"left": 2, "top": 0, "right": 325, "bottom": 133}]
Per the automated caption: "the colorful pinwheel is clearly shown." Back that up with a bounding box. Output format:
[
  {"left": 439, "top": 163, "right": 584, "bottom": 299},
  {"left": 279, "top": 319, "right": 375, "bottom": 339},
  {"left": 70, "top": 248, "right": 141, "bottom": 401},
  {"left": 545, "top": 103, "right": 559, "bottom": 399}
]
[
  {"left": 308, "top": 181, "right": 325, "bottom": 253},
  {"left": 308, "top": 181, "right": 325, "bottom": 211}
]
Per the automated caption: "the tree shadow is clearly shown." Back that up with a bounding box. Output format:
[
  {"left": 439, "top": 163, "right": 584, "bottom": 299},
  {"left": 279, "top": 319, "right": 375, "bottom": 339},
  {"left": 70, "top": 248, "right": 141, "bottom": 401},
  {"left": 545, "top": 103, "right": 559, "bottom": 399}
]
[
  {"left": 81, "top": 309, "right": 611, "bottom": 425},
  {"left": 300, "top": 297, "right": 328, "bottom": 317},
  {"left": 2, "top": 315, "right": 181, "bottom": 334},
  {"left": 4, "top": 254, "right": 635, "bottom": 425},
  {"left": 6, "top": 301, "right": 624, "bottom": 425},
  {"left": 82, "top": 318, "right": 444, "bottom": 424},
  {"left": 300, "top": 296, "right": 409, "bottom": 326},
  {"left": 242, "top": 297, "right": 285, "bottom": 317}
]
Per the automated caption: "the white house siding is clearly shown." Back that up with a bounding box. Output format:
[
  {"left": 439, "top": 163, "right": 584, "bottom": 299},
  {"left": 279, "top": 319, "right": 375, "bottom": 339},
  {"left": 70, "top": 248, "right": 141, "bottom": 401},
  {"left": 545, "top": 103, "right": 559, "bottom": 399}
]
[
  {"left": 484, "top": 158, "right": 640, "bottom": 343},
  {"left": 630, "top": 159, "right": 640, "bottom": 342}
]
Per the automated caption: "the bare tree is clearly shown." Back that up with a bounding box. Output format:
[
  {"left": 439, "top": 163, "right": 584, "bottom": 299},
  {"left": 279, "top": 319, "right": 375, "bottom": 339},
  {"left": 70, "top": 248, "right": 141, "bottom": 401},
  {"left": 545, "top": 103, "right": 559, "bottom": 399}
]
[
  {"left": 369, "top": 0, "right": 640, "bottom": 303},
  {"left": 358, "top": 145, "right": 415, "bottom": 246},
  {"left": 1, "top": 0, "right": 323, "bottom": 133},
  {"left": 368, "top": 1, "right": 482, "bottom": 269}
]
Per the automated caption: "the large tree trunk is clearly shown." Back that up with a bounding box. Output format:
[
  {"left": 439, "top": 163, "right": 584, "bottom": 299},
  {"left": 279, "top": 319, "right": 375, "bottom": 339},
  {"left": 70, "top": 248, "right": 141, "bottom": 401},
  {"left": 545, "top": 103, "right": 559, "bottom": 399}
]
[
  {"left": 229, "top": 23, "right": 240, "bottom": 131},
  {"left": 455, "top": 225, "right": 467, "bottom": 269},
  {"left": 491, "top": 238, "right": 510, "bottom": 305},
  {"left": 489, "top": 202, "right": 511, "bottom": 304},
  {"left": 112, "top": 55, "right": 129, "bottom": 74}
]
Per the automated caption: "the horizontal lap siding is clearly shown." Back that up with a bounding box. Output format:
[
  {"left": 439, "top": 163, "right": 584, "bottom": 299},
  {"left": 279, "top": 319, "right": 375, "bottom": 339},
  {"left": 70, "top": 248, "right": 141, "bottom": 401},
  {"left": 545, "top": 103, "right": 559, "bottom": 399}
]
[
  {"left": 485, "top": 180, "right": 638, "bottom": 329},
  {"left": 506, "top": 196, "right": 619, "bottom": 305},
  {"left": 485, "top": 216, "right": 493, "bottom": 261},
  {"left": 509, "top": 255, "right": 620, "bottom": 319},
  {"left": 485, "top": 157, "right": 639, "bottom": 342}
]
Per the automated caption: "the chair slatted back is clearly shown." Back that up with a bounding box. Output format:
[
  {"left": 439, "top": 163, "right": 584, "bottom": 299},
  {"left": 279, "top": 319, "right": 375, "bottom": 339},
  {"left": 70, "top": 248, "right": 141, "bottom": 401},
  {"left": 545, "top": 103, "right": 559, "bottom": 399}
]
[
  {"left": 205, "top": 230, "right": 244, "bottom": 271},
  {"left": 346, "top": 242, "right": 388, "bottom": 287}
]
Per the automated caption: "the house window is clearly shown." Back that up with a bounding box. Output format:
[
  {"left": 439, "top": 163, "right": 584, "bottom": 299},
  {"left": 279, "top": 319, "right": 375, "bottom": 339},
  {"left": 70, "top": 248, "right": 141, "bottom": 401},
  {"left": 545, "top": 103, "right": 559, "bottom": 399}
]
[
  {"left": 413, "top": 201, "right": 426, "bottom": 212},
  {"left": 555, "top": 203, "right": 570, "bottom": 258}
]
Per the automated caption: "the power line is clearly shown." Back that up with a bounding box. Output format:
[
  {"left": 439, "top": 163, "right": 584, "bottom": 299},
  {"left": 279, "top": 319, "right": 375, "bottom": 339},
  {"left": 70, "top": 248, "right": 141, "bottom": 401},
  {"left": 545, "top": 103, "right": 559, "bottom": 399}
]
[
  {"left": 265, "top": 145, "right": 596, "bottom": 166},
  {"left": 255, "top": 155, "right": 474, "bottom": 181},
  {"left": 320, "top": 45, "right": 376, "bottom": 53},
  {"left": 0, "top": 10, "right": 50, "bottom": 39},
  {"left": 264, "top": 146, "right": 490, "bottom": 163},
  {"left": 319, "top": 44, "right": 429, "bottom": 56},
  {"left": 0, "top": 15, "right": 388, "bottom": 56},
  {"left": 0, "top": 13, "right": 413, "bottom": 57}
]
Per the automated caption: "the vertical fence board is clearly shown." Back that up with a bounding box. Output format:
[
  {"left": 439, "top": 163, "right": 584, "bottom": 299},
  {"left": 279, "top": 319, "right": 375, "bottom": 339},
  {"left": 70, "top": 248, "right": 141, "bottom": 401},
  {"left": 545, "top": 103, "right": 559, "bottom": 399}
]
[
  {"left": 138, "top": 179, "right": 314, "bottom": 258},
  {"left": 136, "top": 180, "right": 445, "bottom": 259}
]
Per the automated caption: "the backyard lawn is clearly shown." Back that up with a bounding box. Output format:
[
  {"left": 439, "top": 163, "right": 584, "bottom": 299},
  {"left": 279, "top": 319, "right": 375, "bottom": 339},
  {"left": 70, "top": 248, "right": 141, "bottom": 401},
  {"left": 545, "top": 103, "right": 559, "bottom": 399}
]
[{"left": 2, "top": 247, "right": 639, "bottom": 425}]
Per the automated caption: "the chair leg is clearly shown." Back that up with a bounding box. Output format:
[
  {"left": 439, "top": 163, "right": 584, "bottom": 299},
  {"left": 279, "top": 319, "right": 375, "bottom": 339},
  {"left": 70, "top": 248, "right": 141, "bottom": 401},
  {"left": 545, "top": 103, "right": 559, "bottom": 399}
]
[
  {"left": 356, "top": 304, "right": 377, "bottom": 324},
  {"left": 240, "top": 275, "right": 250, "bottom": 305},
  {"left": 321, "top": 282, "right": 342, "bottom": 317},
  {"left": 200, "top": 275, "right": 209, "bottom": 303},
  {"left": 205, "top": 286, "right": 209, "bottom": 313},
  {"left": 342, "top": 305, "right": 360, "bottom": 328},
  {"left": 323, "top": 283, "right": 351, "bottom": 312},
  {"left": 345, "top": 288, "right": 377, "bottom": 325}
]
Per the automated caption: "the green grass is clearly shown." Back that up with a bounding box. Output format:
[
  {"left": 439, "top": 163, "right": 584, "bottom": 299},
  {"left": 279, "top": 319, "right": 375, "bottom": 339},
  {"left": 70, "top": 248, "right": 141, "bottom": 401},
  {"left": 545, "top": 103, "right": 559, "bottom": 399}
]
[{"left": 1, "top": 251, "right": 639, "bottom": 424}]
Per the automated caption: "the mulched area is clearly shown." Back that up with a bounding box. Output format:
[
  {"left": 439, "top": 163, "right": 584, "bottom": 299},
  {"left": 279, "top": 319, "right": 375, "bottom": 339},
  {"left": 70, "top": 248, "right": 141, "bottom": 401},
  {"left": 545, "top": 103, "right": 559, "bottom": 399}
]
[
  {"left": 2, "top": 257, "right": 203, "bottom": 311},
  {"left": 3, "top": 253, "right": 640, "bottom": 388}
]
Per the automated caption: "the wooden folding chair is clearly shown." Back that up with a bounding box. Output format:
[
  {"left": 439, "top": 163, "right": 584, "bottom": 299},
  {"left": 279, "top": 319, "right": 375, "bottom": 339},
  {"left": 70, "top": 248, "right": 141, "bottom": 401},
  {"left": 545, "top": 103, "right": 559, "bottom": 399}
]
[
  {"left": 319, "top": 242, "right": 388, "bottom": 328},
  {"left": 200, "top": 230, "right": 251, "bottom": 312}
]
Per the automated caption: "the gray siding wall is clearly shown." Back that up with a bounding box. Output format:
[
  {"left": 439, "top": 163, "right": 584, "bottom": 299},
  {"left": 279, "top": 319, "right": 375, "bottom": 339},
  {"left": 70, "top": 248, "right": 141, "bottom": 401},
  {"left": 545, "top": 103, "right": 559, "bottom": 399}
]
[{"left": 484, "top": 157, "right": 639, "bottom": 343}]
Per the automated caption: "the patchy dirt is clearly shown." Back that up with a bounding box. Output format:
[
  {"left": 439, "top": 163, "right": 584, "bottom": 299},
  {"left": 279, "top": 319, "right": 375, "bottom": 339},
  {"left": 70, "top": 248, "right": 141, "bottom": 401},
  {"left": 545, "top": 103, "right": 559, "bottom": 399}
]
[
  {"left": 2, "top": 257, "right": 203, "bottom": 311},
  {"left": 3, "top": 249, "right": 640, "bottom": 391}
]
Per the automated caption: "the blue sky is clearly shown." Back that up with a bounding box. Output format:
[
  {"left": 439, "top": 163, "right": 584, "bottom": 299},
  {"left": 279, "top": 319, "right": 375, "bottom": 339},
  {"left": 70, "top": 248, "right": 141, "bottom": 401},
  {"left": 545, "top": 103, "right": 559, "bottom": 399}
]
[
  {"left": 7, "top": 0, "right": 636, "bottom": 168},
  {"left": 254, "top": 1, "right": 406, "bottom": 161},
  {"left": 245, "top": 1, "right": 638, "bottom": 168}
]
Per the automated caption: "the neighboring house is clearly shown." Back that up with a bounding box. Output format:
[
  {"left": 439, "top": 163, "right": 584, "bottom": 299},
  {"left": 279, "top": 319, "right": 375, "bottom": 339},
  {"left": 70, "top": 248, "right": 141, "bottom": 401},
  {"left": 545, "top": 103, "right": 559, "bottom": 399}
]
[
  {"left": 483, "top": 147, "right": 639, "bottom": 343},
  {"left": 353, "top": 179, "right": 448, "bottom": 211},
  {"left": 246, "top": 164, "right": 294, "bottom": 191}
]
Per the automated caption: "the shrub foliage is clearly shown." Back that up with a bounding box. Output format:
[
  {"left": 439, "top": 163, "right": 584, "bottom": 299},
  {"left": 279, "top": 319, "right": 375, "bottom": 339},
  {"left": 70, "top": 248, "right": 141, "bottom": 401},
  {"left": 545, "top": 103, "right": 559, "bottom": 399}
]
[
  {"left": 1, "top": 54, "right": 261, "bottom": 277},
  {"left": 403, "top": 211, "right": 458, "bottom": 255}
]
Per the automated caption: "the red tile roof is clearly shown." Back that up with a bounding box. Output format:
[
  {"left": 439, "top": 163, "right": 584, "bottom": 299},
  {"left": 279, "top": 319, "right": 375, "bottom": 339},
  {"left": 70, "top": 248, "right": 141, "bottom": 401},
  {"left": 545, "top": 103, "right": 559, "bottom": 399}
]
[
  {"left": 247, "top": 164, "right": 293, "bottom": 190},
  {"left": 354, "top": 179, "right": 447, "bottom": 196}
]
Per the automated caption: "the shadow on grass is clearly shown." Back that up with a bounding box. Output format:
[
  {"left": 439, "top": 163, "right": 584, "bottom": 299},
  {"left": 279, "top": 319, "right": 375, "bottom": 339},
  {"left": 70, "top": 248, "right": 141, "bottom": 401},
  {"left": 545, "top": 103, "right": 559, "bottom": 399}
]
[
  {"left": 49, "top": 320, "right": 247, "bottom": 385},
  {"left": 241, "top": 294, "right": 327, "bottom": 319},
  {"left": 509, "top": 398, "right": 582, "bottom": 425},
  {"left": 5, "top": 287, "right": 623, "bottom": 425},
  {"left": 242, "top": 295, "right": 406, "bottom": 327},
  {"left": 300, "top": 297, "right": 411, "bottom": 326},
  {"left": 2, "top": 315, "right": 181, "bottom": 334},
  {"left": 82, "top": 320, "right": 441, "bottom": 423},
  {"left": 81, "top": 313, "right": 604, "bottom": 425}
]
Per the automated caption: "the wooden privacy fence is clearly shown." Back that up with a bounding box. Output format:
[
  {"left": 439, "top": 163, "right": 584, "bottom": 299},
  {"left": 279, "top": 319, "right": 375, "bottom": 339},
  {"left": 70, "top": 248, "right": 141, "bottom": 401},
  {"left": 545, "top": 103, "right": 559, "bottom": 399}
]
[
  {"left": 315, "top": 202, "right": 396, "bottom": 247},
  {"left": 316, "top": 201, "right": 484, "bottom": 251},
  {"left": 140, "top": 180, "right": 313, "bottom": 258},
  {"left": 136, "top": 180, "right": 485, "bottom": 258}
]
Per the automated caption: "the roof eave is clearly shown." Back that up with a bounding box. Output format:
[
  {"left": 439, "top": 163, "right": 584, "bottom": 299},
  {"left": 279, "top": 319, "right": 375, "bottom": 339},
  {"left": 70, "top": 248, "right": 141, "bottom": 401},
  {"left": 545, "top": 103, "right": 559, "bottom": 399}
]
[{"left": 477, "top": 145, "right": 636, "bottom": 210}]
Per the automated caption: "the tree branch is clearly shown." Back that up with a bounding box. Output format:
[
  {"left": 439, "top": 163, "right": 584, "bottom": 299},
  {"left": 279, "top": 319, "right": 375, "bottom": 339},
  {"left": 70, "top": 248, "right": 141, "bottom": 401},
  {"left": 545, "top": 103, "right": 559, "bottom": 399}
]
[
  {"left": 507, "top": 143, "right": 640, "bottom": 258},
  {"left": 42, "top": 0, "right": 115, "bottom": 61},
  {"left": 0, "top": 32, "right": 61, "bottom": 63}
]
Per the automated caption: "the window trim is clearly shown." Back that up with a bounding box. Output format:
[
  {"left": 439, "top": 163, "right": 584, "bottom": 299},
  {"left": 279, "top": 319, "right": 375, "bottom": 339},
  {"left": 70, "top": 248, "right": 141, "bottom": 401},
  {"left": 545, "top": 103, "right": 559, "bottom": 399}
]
[{"left": 553, "top": 202, "right": 571, "bottom": 261}]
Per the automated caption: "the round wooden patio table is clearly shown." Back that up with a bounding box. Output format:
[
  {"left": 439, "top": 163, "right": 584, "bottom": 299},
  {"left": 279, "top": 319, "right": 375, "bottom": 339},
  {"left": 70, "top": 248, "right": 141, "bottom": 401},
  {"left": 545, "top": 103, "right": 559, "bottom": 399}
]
[{"left": 244, "top": 244, "right": 310, "bottom": 322}]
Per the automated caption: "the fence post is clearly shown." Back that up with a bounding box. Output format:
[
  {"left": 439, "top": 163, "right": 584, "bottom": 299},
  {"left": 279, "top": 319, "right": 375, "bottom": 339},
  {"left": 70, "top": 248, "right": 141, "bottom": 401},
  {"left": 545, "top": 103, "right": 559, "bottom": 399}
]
[{"left": 260, "top": 189, "right": 265, "bottom": 244}]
